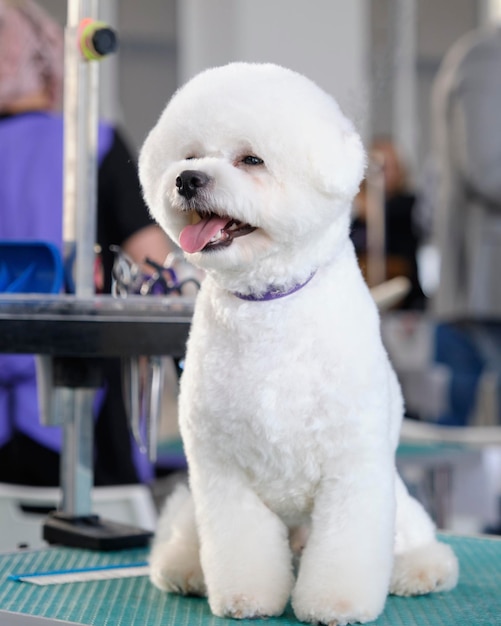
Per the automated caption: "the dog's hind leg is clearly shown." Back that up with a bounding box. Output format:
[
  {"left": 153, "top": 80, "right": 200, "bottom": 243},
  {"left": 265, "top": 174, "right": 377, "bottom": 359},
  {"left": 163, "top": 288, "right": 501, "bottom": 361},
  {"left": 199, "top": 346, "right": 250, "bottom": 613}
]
[
  {"left": 149, "top": 482, "right": 206, "bottom": 596},
  {"left": 391, "top": 473, "right": 459, "bottom": 596}
]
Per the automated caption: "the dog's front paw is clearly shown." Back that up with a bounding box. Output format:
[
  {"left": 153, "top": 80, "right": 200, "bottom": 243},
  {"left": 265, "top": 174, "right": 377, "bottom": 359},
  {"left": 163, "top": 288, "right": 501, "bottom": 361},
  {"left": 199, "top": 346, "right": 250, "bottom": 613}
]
[
  {"left": 207, "top": 567, "right": 292, "bottom": 620},
  {"left": 292, "top": 581, "right": 386, "bottom": 626},
  {"left": 150, "top": 561, "right": 206, "bottom": 597},
  {"left": 390, "top": 541, "right": 459, "bottom": 596},
  {"left": 149, "top": 539, "right": 206, "bottom": 596},
  {"left": 210, "top": 591, "right": 287, "bottom": 620},
  {"left": 292, "top": 599, "right": 384, "bottom": 625}
]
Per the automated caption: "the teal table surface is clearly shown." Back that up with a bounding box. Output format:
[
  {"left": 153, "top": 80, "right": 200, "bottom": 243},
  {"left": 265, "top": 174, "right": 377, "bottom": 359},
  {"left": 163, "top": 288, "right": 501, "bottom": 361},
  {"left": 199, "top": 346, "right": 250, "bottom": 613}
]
[{"left": 0, "top": 534, "right": 499, "bottom": 625}]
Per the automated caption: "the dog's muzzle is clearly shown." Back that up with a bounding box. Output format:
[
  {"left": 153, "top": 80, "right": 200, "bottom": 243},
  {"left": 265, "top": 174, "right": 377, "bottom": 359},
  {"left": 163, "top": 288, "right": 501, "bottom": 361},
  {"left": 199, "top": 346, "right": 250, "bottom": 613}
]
[
  {"left": 176, "top": 170, "right": 210, "bottom": 200},
  {"left": 175, "top": 169, "right": 257, "bottom": 254}
]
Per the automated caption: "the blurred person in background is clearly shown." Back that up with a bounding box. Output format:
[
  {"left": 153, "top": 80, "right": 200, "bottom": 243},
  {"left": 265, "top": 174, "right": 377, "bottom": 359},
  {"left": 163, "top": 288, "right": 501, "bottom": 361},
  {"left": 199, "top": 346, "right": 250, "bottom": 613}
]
[
  {"left": 0, "top": 0, "right": 171, "bottom": 485},
  {"left": 351, "top": 137, "right": 426, "bottom": 310},
  {"left": 432, "top": 24, "right": 501, "bottom": 427}
]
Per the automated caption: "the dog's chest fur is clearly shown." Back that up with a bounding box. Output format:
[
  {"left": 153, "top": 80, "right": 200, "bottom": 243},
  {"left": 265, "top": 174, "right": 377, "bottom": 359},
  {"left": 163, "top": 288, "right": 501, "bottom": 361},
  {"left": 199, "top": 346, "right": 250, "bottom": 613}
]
[{"left": 179, "top": 263, "right": 392, "bottom": 525}]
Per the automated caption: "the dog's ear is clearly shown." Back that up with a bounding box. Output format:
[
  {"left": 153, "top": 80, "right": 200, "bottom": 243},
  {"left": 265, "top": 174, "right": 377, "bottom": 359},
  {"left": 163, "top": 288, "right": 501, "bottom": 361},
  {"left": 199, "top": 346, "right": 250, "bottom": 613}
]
[
  {"left": 139, "top": 123, "right": 175, "bottom": 233},
  {"left": 312, "top": 122, "right": 367, "bottom": 200}
]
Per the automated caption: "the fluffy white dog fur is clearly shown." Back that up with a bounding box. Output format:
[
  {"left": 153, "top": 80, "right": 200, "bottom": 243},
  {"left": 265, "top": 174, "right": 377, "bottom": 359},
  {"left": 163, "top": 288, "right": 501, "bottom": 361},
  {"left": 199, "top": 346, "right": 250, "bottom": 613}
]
[{"left": 139, "top": 62, "right": 458, "bottom": 625}]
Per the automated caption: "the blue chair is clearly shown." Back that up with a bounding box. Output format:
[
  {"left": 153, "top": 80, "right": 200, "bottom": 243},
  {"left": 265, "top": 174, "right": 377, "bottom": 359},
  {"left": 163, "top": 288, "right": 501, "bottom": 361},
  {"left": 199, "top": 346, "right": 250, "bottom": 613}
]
[{"left": 0, "top": 241, "right": 63, "bottom": 294}]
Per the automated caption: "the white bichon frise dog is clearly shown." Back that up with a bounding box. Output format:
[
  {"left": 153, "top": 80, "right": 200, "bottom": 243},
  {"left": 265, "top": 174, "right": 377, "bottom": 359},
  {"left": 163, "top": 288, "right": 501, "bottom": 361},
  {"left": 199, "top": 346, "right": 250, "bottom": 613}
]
[{"left": 139, "top": 62, "right": 458, "bottom": 625}]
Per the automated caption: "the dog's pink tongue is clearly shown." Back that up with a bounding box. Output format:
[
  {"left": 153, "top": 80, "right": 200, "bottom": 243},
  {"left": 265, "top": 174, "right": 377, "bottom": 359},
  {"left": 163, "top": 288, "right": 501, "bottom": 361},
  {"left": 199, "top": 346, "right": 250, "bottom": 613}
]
[{"left": 179, "top": 215, "right": 230, "bottom": 253}]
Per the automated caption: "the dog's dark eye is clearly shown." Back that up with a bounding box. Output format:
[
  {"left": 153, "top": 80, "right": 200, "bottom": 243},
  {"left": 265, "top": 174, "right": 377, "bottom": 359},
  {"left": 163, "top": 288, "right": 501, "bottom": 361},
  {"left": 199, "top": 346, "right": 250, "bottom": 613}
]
[
  {"left": 242, "top": 155, "right": 264, "bottom": 166},
  {"left": 185, "top": 156, "right": 197, "bottom": 161}
]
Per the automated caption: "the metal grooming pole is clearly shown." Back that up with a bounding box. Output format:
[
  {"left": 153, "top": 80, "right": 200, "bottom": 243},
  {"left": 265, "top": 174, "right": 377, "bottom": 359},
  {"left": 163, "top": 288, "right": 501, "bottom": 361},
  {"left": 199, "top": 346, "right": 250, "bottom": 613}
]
[
  {"left": 59, "top": 0, "right": 99, "bottom": 516},
  {"left": 40, "top": 0, "right": 153, "bottom": 549},
  {"left": 60, "top": 0, "right": 98, "bottom": 518}
]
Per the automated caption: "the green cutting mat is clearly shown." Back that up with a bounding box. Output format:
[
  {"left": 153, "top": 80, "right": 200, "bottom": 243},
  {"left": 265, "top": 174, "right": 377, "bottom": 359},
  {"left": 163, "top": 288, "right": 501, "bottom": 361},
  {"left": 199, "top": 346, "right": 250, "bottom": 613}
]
[{"left": 0, "top": 535, "right": 499, "bottom": 625}]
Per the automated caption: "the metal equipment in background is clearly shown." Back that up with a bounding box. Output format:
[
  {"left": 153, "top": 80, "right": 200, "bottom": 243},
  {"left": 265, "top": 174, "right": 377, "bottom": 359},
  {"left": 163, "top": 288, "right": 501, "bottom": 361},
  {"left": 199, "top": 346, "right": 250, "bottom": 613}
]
[{"left": 39, "top": 0, "right": 150, "bottom": 550}]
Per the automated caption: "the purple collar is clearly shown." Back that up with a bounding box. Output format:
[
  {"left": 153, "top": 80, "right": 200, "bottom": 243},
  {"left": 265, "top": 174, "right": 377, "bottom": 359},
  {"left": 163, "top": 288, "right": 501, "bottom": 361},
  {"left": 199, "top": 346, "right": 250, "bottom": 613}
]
[{"left": 233, "top": 271, "right": 316, "bottom": 302}]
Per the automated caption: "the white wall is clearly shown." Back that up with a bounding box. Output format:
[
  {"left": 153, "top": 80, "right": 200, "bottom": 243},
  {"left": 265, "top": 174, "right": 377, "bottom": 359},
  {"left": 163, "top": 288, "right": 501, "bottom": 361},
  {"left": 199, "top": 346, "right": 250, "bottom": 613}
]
[
  {"left": 415, "top": 0, "right": 479, "bottom": 170},
  {"left": 178, "top": 0, "right": 370, "bottom": 138},
  {"left": 117, "top": 0, "right": 177, "bottom": 149},
  {"left": 371, "top": 0, "right": 479, "bottom": 176}
]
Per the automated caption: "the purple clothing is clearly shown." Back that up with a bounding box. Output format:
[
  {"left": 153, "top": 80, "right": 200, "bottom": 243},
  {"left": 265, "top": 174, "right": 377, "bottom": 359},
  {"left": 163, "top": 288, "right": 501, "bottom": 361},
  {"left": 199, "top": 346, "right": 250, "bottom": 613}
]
[
  {"left": 0, "top": 111, "right": 112, "bottom": 451},
  {"left": 1, "top": 111, "right": 112, "bottom": 244}
]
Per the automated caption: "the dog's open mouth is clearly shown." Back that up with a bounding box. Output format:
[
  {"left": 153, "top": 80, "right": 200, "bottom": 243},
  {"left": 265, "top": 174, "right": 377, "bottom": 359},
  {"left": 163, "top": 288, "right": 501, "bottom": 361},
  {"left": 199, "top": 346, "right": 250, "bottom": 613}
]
[{"left": 179, "top": 211, "right": 256, "bottom": 253}]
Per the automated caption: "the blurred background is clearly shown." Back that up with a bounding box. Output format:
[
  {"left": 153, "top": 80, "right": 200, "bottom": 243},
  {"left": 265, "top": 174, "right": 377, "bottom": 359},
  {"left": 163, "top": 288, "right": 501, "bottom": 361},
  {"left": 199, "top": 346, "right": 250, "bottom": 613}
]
[{"left": 36, "top": 0, "right": 493, "bottom": 173}]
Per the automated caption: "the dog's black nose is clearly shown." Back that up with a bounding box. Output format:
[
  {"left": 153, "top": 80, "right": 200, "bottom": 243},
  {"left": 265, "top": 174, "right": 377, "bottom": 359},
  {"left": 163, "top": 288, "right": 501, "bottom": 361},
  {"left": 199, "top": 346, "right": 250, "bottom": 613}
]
[{"left": 175, "top": 170, "right": 210, "bottom": 200}]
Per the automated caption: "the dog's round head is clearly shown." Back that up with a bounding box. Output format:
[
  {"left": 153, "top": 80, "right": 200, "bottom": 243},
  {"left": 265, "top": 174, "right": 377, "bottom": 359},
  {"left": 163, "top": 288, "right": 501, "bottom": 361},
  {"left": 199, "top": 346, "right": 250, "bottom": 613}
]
[{"left": 139, "top": 62, "right": 365, "bottom": 290}]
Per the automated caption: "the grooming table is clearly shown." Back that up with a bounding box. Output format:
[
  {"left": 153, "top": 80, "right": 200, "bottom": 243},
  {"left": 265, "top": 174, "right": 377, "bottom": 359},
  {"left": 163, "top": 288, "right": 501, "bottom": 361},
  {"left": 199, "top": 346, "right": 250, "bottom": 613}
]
[
  {"left": 0, "top": 294, "right": 193, "bottom": 549},
  {"left": 0, "top": 294, "right": 192, "bottom": 357},
  {"left": 0, "top": 535, "right": 499, "bottom": 625}
]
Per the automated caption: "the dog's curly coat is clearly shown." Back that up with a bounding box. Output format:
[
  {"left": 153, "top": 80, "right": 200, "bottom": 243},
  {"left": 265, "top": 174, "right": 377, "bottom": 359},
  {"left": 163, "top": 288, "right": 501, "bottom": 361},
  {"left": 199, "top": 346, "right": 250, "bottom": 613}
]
[{"left": 139, "top": 62, "right": 458, "bottom": 625}]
